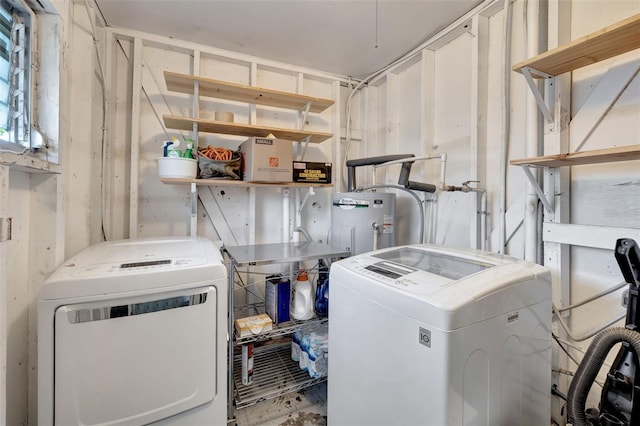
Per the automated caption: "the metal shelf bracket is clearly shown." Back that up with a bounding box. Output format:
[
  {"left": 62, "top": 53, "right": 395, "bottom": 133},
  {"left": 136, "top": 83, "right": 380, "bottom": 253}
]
[
  {"left": 520, "top": 164, "right": 554, "bottom": 213},
  {"left": 297, "top": 186, "right": 315, "bottom": 215},
  {"left": 521, "top": 66, "right": 555, "bottom": 128}
]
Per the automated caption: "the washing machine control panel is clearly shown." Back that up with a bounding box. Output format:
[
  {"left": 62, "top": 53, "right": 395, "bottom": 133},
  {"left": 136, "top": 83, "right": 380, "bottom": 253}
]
[
  {"left": 342, "top": 257, "right": 450, "bottom": 292},
  {"left": 70, "top": 256, "right": 203, "bottom": 277},
  {"left": 364, "top": 261, "right": 414, "bottom": 280}
]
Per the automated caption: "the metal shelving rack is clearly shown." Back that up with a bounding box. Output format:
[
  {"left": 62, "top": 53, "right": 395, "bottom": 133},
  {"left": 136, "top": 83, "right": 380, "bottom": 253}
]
[
  {"left": 234, "top": 302, "right": 328, "bottom": 345},
  {"left": 223, "top": 242, "right": 350, "bottom": 422}
]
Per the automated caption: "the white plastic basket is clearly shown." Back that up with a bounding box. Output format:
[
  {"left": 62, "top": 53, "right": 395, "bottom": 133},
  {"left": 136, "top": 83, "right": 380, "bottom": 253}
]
[{"left": 157, "top": 157, "right": 197, "bottom": 179}]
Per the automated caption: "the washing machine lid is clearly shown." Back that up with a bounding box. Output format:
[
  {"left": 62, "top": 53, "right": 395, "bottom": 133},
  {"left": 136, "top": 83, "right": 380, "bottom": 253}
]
[
  {"left": 40, "top": 237, "right": 226, "bottom": 300},
  {"left": 330, "top": 244, "right": 551, "bottom": 329},
  {"left": 371, "top": 247, "right": 494, "bottom": 280}
]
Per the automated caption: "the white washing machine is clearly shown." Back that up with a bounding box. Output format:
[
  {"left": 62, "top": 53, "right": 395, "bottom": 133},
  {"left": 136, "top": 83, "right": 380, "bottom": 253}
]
[
  {"left": 328, "top": 244, "right": 552, "bottom": 426},
  {"left": 38, "top": 237, "right": 227, "bottom": 426}
]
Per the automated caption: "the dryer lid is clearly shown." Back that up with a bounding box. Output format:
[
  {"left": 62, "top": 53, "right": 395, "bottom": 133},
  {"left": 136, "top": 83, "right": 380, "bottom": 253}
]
[{"left": 40, "top": 237, "right": 226, "bottom": 300}]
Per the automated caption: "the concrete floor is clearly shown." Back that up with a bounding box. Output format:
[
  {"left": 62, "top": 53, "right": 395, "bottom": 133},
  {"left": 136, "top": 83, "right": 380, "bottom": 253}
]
[{"left": 234, "top": 382, "right": 327, "bottom": 426}]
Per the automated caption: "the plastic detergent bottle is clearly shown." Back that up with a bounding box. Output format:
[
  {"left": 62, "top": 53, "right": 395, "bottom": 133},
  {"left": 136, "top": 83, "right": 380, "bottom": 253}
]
[
  {"left": 291, "top": 270, "right": 313, "bottom": 320},
  {"left": 315, "top": 261, "right": 329, "bottom": 318}
]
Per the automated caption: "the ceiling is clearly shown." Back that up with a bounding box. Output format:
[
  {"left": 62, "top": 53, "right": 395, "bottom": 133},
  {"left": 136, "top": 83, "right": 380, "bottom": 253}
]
[{"left": 94, "top": 0, "right": 482, "bottom": 79}]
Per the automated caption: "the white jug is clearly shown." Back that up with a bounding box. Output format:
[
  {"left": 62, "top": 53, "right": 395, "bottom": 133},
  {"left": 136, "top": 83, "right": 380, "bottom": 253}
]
[{"left": 291, "top": 270, "right": 314, "bottom": 320}]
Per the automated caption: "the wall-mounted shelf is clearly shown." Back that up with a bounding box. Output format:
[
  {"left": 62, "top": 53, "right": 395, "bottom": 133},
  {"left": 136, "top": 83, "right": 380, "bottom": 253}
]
[
  {"left": 162, "top": 70, "right": 334, "bottom": 239},
  {"left": 160, "top": 177, "right": 332, "bottom": 188},
  {"left": 165, "top": 71, "right": 334, "bottom": 113},
  {"left": 162, "top": 115, "right": 332, "bottom": 143},
  {"left": 511, "top": 145, "right": 640, "bottom": 213},
  {"left": 510, "top": 145, "right": 640, "bottom": 167},
  {"left": 512, "top": 13, "right": 640, "bottom": 218},
  {"left": 512, "top": 13, "right": 640, "bottom": 125},
  {"left": 512, "top": 13, "right": 640, "bottom": 77}
]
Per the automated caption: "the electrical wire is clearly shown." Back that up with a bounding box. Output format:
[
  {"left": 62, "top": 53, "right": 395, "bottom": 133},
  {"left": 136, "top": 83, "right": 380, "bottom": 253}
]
[
  {"left": 557, "top": 280, "right": 627, "bottom": 313},
  {"left": 551, "top": 280, "right": 628, "bottom": 341},
  {"left": 552, "top": 333, "right": 605, "bottom": 388},
  {"left": 374, "top": 0, "right": 379, "bottom": 49},
  {"left": 553, "top": 333, "right": 582, "bottom": 367},
  {"left": 553, "top": 303, "right": 626, "bottom": 342}
]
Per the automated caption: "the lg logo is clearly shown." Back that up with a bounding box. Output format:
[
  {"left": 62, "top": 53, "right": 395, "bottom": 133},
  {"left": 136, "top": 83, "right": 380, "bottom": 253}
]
[{"left": 419, "top": 327, "right": 431, "bottom": 348}]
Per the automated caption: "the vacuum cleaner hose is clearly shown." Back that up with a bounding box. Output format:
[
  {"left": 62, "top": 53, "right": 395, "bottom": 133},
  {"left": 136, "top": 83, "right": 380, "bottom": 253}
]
[{"left": 567, "top": 327, "right": 640, "bottom": 425}]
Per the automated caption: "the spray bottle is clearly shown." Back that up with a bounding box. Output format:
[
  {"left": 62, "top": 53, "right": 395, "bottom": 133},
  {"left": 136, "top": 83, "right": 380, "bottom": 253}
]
[
  {"left": 184, "top": 138, "right": 194, "bottom": 159},
  {"left": 166, "top": 137, "right": 182, "bottom": 157}
]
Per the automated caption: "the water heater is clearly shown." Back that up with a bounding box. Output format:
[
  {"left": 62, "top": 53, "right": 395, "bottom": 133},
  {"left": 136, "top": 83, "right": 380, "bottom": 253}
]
[
  {"left": 331, "top": 192, "right": 396, "bottom": 255},
  {"left": 330, "top": 154, "right": 436, "bottom": 255}
]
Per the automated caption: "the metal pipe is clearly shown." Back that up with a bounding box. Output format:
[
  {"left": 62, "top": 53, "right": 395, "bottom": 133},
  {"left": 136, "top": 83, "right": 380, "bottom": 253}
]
[
  {"left": 293, "top": 226, "right": 313, "bottom": 242},
  {"left": 369, "top": 154, "right": 488, "bottom": 247},
  {"left": 282, "top": 188, "right": 290, "bottom": 243},
  {"left": 439, "top": 153, "right": 448, "bottom": 191},
  {"left": 468, "top": 188, "right": 488, "bottom": 251},
  {"left": 428, "top": 192, "right": 438, "bottom": 244},
  {"left": 372, "top": 222, "right": 380, "bottom": 251},
  {"left": 499, "top": 0, "right": 514, "bottom": 254},
  {"left": 524, "top": 0, "right": 541, "bottom": 262}
]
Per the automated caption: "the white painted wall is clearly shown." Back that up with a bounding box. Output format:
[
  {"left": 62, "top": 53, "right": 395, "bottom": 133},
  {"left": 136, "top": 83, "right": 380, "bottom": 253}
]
[
  {"left": 346, "top": 0, "right": 640, "bottom": 423},
  {"left": 102, "top": 34, "right": 342, "bottom": 245},
  {"left": 1, "top": 0, "right": 639, "bottom": 425},
  {"left": 6, "top": 171, "right": 30, "bottom": 426},
  {"left": 2, "top": 0, "right": 68, "bottom": 425}
]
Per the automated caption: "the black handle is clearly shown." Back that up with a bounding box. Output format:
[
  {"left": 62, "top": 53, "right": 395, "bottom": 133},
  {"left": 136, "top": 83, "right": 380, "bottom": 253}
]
[
  {"left": 616, "top": 238, "right": 640, "bottom": 288},
  {"left": 405, "top": 181, "right": 437, "bottom": 193},
  {"left": 346, "top": 154, "right": 415, "bottom": 192}
]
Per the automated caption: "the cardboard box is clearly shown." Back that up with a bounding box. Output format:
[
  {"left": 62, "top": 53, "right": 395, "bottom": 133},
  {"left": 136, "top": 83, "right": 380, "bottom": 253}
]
[
  {"left": 235, "top": 313, "right": 273, "bottom": 338},
  {"left": 292, "top": 161, "right": 332, "bottom": 184},
  {"left": 264, "top": 274, "right": 290, "bottom": 324},
  {"left": 240, "top": 137, "right": 292, "bottom": 182}
]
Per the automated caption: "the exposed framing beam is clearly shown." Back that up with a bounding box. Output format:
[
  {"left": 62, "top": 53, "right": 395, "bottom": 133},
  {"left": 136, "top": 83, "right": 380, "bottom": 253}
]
[
  {"left": 128, "top": 37, "right": 143, "bottom": 238},
  {"left": 469, "top": 13, "right": 489, "bottom": 249},
  {"left": 544, "top": 223, "right": 640, "bottom": 250},
  {"left": 0, "top": 165, "right": 8, "bottom": 425}
]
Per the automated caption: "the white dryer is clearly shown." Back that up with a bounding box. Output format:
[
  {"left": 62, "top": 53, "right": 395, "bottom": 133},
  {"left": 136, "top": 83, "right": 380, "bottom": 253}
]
[
  {"left": 328, "top": 244, "right": 552, "bottom": 426},
  {"left": 38, "top": 237, "right": 227, "bottom": 426}
]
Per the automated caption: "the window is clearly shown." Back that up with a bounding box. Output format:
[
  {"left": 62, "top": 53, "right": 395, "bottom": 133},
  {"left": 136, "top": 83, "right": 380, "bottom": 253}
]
[{"left": 0, "top": 0, "right": 31, "bottom": 148}]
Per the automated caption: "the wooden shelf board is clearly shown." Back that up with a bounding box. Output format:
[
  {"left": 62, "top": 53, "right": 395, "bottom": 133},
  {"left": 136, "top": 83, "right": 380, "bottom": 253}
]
[
  {"left": 165, "top": 71, "right": 334, "bottom": 113},
  {"left": 510, "top": 145, "right": 640, "bottom": 167},
  {"left": 512, "top": 13, "right": 640, "bottom": 77},
  {"left": 160, "top": 177, "right": 333, "bottom": 188},
  {"left": 163, "top": 115, "right": 332, "bottom": 144}
]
